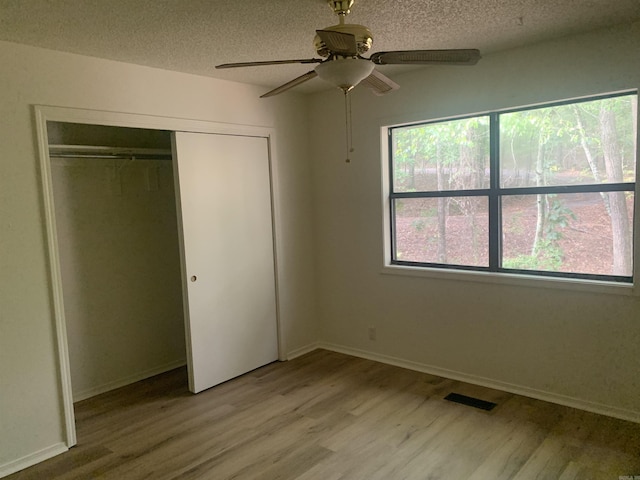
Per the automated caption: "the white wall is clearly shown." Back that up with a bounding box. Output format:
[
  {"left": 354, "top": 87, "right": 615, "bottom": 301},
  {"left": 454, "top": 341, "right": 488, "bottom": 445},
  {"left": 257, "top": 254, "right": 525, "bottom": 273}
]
[
  {"left": 309, "top": 23, "right": 640, "bottom": 418},
  {"left": 51, "top": 155, "right": 186, "bottom": 401},
  {"left": 0, "top": 41, "right": 317, "bottom": 475}
]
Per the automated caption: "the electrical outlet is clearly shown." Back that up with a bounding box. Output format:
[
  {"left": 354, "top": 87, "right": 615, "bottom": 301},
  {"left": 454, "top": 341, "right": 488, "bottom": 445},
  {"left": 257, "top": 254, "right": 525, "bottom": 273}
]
[{"left": 368, "top": 326, "right": 376, "bottom": 341}]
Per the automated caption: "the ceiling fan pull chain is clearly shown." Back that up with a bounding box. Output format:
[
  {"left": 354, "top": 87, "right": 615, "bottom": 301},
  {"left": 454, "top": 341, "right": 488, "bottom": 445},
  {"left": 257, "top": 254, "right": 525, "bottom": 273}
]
[{"left": 344, "top": 90, "right": 354, "bottom": 163}]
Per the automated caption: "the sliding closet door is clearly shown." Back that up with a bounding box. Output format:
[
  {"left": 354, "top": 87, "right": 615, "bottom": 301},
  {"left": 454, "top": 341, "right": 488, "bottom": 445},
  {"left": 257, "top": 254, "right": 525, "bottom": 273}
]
[{"left": 172, "top": 132, "right": 278, "bottom": 393}]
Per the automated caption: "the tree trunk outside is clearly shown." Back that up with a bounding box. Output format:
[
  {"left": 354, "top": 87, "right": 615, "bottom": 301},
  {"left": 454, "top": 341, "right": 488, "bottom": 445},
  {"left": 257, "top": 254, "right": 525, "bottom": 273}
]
[
  {"left": 408, "top": 162, "right": 415, "bottom": 190},
  {"left": 600, "top": 105, "right": 632, "bottom": 275},
  {"left": 573, "top": 105, "right": 611, "bottom": 215},
  {"left": 531, "top": 128, "right": 547, "bottom": 257},
  {"left": 632, "top": 96, "right": 637, "bottom": 165},
  {"left": 436, "top": 144, "right": 447, "bottom": 263}
]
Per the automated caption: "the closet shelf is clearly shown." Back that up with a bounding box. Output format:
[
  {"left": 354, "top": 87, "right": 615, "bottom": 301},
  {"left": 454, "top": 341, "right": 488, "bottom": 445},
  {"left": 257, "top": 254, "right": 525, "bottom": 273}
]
[{"left": 48, "top": 144, "right": 172, "bottom": 160}]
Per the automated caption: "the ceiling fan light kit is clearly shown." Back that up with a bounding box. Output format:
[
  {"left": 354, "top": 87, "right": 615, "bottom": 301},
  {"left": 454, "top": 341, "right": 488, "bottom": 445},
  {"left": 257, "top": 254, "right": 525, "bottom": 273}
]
[{"left": 315, "top": 58, "right": 374, "bottom": 93}]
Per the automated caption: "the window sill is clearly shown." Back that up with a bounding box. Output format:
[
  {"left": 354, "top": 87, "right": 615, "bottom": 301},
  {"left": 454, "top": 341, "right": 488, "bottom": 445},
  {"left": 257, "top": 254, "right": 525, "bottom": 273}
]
[{"left": 381, "top": 264, "right": 637, "bottom": 296}]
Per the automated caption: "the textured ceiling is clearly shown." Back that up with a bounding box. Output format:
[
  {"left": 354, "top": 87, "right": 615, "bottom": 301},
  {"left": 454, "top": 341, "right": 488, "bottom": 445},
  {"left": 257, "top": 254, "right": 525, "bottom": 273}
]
[{"left": 1, "top": 0, "right": 639, "bottom": 95}]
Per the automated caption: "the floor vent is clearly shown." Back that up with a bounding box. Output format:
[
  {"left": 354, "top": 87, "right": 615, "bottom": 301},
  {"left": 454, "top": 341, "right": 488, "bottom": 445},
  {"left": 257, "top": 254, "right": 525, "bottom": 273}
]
[{"left": 444, "top": 393, "right": 497, "bottom": 411}]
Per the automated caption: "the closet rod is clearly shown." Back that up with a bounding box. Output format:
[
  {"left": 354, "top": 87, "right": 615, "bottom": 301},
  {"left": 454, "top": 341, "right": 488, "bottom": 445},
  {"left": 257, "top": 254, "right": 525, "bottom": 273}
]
[
  {"left": 48, "top": 144, "right": 173, "bottom": 160},
  {"left": 48, "top": 153, "right": 173, "bottom": 160}
]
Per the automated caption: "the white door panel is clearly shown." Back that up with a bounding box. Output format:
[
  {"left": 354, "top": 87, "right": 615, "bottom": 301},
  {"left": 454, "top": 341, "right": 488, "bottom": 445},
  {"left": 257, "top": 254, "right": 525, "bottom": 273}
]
[{"left": 173, "top": 132, "right": 278, "bottom": 393}]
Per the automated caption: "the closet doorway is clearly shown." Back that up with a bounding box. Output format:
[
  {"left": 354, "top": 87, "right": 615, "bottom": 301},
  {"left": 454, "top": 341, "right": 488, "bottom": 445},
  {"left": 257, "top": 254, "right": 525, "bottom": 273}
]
[
  {"left": 47, "top": 122, "right": 187, "bottom": 404},
  {"left": 36, "top": 106, "right": 283, "bottom": 448}
]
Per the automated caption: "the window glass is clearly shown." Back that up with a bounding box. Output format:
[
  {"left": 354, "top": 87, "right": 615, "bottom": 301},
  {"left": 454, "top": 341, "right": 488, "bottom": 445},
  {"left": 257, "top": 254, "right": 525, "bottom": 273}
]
[
  {"left": 392, "top": 116, "right": 490, "bottom": 193},
  {"left": 501, "top": 192, "right": 634, "bottom": 276},
  {"left": 500, "top": 97, "right": 637, "bottom": 188},
  {"left": 394, "top": 197, "right": 489, "bottom": 267}
]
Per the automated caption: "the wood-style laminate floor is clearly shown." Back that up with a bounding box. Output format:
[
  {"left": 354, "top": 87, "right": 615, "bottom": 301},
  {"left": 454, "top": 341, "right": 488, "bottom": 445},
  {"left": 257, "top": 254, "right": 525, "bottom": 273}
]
[{"left": 8, "top": 349, "right": 640, "bottom": 479}]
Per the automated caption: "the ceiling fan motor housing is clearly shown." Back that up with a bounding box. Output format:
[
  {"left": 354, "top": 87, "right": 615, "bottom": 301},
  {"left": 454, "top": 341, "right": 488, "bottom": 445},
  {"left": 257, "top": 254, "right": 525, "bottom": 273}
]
[{"left": 314, "top": 23, "right": 373, "bottom": 57}]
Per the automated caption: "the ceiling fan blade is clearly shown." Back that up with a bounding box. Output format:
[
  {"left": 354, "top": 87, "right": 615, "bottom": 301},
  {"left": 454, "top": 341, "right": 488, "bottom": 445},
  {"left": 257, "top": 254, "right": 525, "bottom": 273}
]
[
  {"left": 316, "top": 29, "right": 358, "bottom": 56},
  {"left": 360, "top": 69, "right": 399, "bottom": 96},
  {"left": 260, "top": 71, "right": 318, "bottom": 98},
  {"left": 216, "top": 59, "right": 323, "bottom": 69},
  {"left": 370, "top": 49, "right": 481, "bottom": 66}
]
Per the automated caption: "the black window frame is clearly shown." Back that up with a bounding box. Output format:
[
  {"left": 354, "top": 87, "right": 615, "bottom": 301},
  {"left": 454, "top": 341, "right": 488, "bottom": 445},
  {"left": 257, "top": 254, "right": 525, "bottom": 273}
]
[{"left": 388, "top": 91, "right": 637, "bottom": 284}]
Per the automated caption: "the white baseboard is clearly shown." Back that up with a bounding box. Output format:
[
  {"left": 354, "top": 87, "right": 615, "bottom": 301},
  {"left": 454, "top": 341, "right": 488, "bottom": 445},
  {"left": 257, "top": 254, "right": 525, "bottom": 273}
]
[
  {"left": 318, "top": 342, "right": 640, "bottom": 424},
  {"left": 286, "top": 342, "right": 320, "bottom": 360},
  {"left": 0, "top": 443, "right": 67, "bottom": 478},
  {"left": 73, "top": 359, "right": 187, "bottom": 402}
]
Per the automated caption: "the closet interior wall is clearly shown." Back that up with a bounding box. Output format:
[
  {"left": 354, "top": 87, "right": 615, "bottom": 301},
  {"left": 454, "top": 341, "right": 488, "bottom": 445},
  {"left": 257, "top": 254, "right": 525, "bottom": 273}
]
[{"left": 47, "top": 122, "right": 186, "bottom": 402}]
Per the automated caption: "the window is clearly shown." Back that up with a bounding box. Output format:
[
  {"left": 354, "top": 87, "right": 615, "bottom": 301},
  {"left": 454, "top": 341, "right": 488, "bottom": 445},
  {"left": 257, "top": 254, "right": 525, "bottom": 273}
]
[{"left": 388, "top": 92, "right": 637, "bottom": 283}]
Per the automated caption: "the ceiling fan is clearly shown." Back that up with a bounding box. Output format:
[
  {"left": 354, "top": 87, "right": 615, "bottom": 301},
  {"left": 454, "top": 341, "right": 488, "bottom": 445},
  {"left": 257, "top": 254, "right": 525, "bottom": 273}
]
[{"left": 216, "top": 0, "right": 481, "bottom": 98}]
